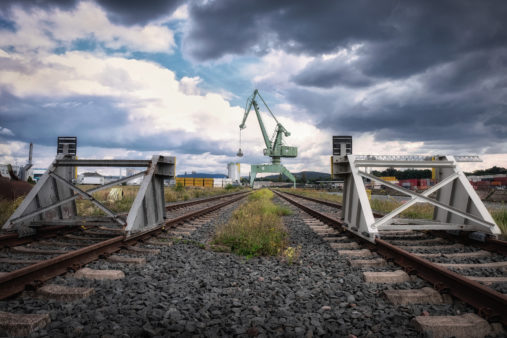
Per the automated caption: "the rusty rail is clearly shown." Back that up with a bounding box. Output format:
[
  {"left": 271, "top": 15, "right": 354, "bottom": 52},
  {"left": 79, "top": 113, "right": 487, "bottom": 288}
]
[
  {"left": 277, "top": 189, "right": 505, "bottom": 253},
  {"left": 0, "top": 190, "right": 248, "bottom": 248},
  {"left": 0, "top": 192, "right": 248, "bottom": 300},
  {"left": 274, "top": 190, "right": 507, "bottom": 325}
]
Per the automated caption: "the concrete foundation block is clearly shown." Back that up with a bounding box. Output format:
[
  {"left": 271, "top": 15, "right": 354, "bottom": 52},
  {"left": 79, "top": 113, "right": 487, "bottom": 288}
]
[
  {"left": 37, "top": 284, "right": 94, "bottom": 301},
  {"left": 412, "top": 313, "right": 493, "bottom": 338},
  {"left": 363, "top": 270, "right": 410, "bottom": 283},
  {"left": 0, "top": 311, "right": 50, "bottom": 337},
  {"left": 74, "top": 267, "right": 124, "bottom": 280}
]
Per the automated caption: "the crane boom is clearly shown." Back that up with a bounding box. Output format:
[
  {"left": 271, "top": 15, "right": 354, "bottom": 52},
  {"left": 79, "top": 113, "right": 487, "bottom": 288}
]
[
  {"left": 239, "top": 89, "right": 272, "bottom": 150},
  {"left": 237, "top": 89, "right": 298, "bottom": 188}
]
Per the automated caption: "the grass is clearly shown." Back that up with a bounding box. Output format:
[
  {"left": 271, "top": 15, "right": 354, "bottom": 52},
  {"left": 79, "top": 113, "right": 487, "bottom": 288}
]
[
  {"left": 212, "top": 189, "right": 290, "bottom": 258},
  {"left": 369, "top": 198, "right": 434, "bottom": 219},
  {"left": 0, "top": 196, "right": 24, "bottom": 225},
  {"left": 280, "top": 188, "right": 343, "bottom": 203},
  {"left": 1, "top": 185, "right": 245, "bottom": 222},
  {"left": 491, "top": 208, "right": 507, "bottom": 235},
  {"left": 281, "top": 188, "right": 507, "bottom": 234}
]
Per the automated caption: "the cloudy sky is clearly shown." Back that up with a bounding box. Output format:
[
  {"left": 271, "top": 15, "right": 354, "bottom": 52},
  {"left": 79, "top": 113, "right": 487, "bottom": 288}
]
[{"left": 0, "top": 0, "right": 505, "bottom": 176}]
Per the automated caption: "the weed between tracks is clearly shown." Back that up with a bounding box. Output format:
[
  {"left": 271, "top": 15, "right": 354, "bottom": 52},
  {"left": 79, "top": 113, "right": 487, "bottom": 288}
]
[{"left": 212, "top": 189, "right": 292, "bottom": 258}]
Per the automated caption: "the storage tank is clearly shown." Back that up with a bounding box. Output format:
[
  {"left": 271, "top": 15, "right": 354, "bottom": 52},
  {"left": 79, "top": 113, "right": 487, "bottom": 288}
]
[{"left": 227, "top": 162, "right": 240, "bottom": 182}]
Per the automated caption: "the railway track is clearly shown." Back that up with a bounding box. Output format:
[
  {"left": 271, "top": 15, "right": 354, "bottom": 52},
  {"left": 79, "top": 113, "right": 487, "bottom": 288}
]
[
  {"left": 274, "top": 189, "right": 507, "bottom": 331},
  {"left": 0, "top": 191, "right": 249, "bottom": 303}
]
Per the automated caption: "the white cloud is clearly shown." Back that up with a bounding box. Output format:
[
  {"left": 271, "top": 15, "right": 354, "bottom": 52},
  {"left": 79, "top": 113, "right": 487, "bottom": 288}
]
[
  {"left": 243, "top": 50, "right": 313, "bottom": 90},
  {"left": 0, "top": 2, "right": 175, "bottom": 54},
  {"left": 0, "top": 127, "right": 14, "bottom": 136}
]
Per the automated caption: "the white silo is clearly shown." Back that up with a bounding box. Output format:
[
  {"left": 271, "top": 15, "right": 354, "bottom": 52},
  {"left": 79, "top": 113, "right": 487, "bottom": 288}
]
[{"left": 227, "top": 162, "right": 240, "bottom": 182}]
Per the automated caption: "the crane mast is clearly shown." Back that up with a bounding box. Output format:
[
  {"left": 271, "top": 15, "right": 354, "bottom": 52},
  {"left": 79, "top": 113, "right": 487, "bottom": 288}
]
[{"left": 238, "top": 89, "right": 297, "bottom": 188}]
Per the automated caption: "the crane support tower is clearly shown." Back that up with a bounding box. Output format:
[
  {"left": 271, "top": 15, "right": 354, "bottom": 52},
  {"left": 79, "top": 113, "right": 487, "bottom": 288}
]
[{"left": 238, "top": 89, "right": 297, "bottom": 188}]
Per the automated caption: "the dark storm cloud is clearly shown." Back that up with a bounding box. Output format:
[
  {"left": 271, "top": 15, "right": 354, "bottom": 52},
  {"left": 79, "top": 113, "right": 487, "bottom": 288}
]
[
  {"left": 0, "top": 91, "right": 231, "bottom": 156},
  {"left": 292, "top": 58, "right": 375, "bottom": 88},
  {"left": 185, "top": 1, "right": 507, "bottom": 79},
  {"left": 0, "top": 0, "right": 183, "bottom": 25},
  {"left": 184, "top": 0, "right": 396, "bottom": 61},
  {"left": 0, "top": 0, "right": 79, "bottom": 12},
  {"left": 95, "top": 0, "right": 184, "bottom": 25},
  {"left": 180, "top": 0, "right": 507, "bottom": 154}
]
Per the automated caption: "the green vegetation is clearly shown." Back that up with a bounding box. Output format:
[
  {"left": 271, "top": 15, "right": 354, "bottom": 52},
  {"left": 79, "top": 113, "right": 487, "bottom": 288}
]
[
  {"left": 369, "top": 198, "right": 434, "bottom": 219},
  {"left": 491, "top": 207, "right": 507, "bottom": 236},
  {"left": 465, "top": 166, "right": 507, "bottom": 176},
  {"left": 279, "top": 188, "right": 343, "bottom": 203},
  {"left": 0, "top": 196, "right": 24, "bottom": 225},
  {"left": 285, "top": 188, "right": 507, "bottom": 235},
  {"left": 0, "top": 186, "right": 245, "bottom": 222},
  {"left": 212, "top": 189, "right": 290, "bottom": 257},
  {"left": 371, "top": 168, "right": 432, "bottom": 180}
]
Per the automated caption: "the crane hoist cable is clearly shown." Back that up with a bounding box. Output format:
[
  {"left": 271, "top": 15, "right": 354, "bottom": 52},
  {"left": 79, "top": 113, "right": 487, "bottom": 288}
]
[{"left": 237, "top": 128, "right": 243, "bottom": 157}]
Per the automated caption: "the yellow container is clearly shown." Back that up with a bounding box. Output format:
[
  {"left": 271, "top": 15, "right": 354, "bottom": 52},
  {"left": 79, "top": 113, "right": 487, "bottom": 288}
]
[
  {"left": 194, "top": 178, "right": 204, "bottom": 186},
  {"left": 184, "top": 178, "right": 194, "bottom": 186},
  {"left": 380, "top": 176, "right": 396, "bottom": 181}
]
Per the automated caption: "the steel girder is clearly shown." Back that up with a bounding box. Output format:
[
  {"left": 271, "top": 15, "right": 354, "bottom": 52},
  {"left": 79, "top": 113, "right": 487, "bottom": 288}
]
[
  {"left": 250, "top": 163, "right": 296, "bottom": 188},
  {"left": 331, "top": 155, "right": 501, "bottom": 243},
  {"left": 3, "top": 154, "right": 175, "bottom": 238}
]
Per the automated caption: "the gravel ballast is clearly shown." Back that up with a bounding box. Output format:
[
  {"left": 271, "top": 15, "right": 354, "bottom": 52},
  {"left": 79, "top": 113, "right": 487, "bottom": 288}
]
[{"left": 0, "top": 197, "right": 487, "bottom": 337}]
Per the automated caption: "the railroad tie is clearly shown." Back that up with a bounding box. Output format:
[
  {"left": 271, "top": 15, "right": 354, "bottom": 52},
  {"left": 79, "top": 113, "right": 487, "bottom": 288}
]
[
  {"left": 363, "top": 270, "right": 411, "bottom": 283},
  {"left": 412, "top": 313, "right": 500, "bottom": 338},
  {"left": 125, "top": 246, "right": 161, "bottom": 255},
  {"left": 330, "top": 242, "right": 359, "bottom": 249},
  {"left": 107, "top": 255, "right": 146, "bottom": 265},
  {"left": 348, "top": 258, "right": 387, "bottom": 267},
  {"left": 10, "top": 246, "right": 68, "bottom": 255},
  {"left": 146, "top": 239, "right": 173, "bottom": 246},
  {"left": 464, "top": 276, "right": 507, "bottom": 285},
  {"left": 437, "top": 261, "right": 507, "bottom": 270},
  {"left": 74, "top": 267, "right": 125, "bottom": 280},
  {"left": 337, "top": 249, "right": 372, "bottom": 258},
  {"left": 416, "top": 250, "right": 491, "bottom": 259},
  {"left": 384, "top": 287, "right": 452, "bottom": 305},
  {"left": 37, "top": 284, "right": 95, "bottom": 301},
  {"left": 0, "top": 311, "right": 50, "bottom": 337}
]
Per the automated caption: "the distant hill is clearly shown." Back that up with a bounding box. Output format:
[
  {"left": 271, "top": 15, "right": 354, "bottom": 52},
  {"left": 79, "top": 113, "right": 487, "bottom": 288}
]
[{"left": 176, "top": 173, "right": 227, "bottom": 178}]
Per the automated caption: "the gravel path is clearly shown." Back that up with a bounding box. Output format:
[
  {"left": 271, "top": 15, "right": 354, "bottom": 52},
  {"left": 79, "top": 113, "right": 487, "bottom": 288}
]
[{"left": 0, "top": 197, "right": 479, "bottom": 337}]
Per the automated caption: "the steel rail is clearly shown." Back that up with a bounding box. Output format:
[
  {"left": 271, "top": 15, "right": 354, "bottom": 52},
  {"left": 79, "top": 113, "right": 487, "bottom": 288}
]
[
  {"left": 274, "top": 190, "right": 507, "bottom": 325},
  {"left": 278, "top": 190, "right": 385, "bottom": 218},
  {"left": 277, "top": 190, "right": 506, "bottom": 253},
  {"left": 0, "top": 193, "right": 248, "bottom": 300},
  {"left": 0, "top": 190, "right": 249, "bottom": 248}
]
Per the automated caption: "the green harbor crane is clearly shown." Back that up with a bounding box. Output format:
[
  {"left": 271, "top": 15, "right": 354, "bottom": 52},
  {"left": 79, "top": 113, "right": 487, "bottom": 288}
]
[{"left": 237, "top": 89, "right": 297, "bottom": 188}]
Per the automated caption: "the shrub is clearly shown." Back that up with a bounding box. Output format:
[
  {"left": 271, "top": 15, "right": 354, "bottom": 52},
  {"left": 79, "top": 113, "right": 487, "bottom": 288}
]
[{"left": 213, "top": 188, "right": 289, "bottom": 257}]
